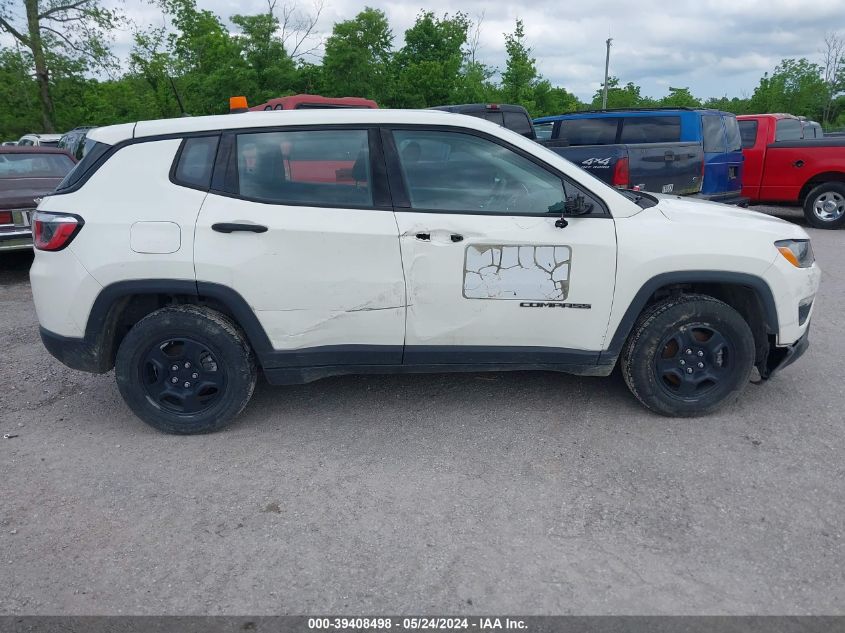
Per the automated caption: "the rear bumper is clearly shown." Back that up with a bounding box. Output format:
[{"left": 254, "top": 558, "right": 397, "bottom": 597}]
[
  {"left": 40, "top": 326, "right": 108, "bottom": 373},
  {"left": 0, "top": 228, "right": 33, "bottom": 252}
]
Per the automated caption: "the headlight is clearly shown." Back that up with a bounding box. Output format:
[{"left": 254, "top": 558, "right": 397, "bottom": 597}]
[{"left": 775, "top": 239, "right": 814, "bottom": 268}]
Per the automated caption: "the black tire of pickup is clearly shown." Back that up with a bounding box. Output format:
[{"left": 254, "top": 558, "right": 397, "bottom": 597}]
[
  {"left": 803, "top": 182, "right": 845, "bottom": 229},
  {"left": 621, "top": 294, "right": 755, "bottom": 417},
  {"left": 115, "top": 305, "right": 257, "bottom": 434}
]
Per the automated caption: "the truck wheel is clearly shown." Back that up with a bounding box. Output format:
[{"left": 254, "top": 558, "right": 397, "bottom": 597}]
[
  {"left": 621, "top": 294, "right": 754, "bottom": 417},
  {"left": 115, "top": 305, "right": 257, "bottom": 434},
  {"left": 803, "top": 182, "right": 845, "bottom": 229}
]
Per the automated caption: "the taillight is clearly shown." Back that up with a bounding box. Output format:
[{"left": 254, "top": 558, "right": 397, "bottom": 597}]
[
  {"left": 612, "top": 156, "right": 629, "bottom": 188},
  {"left": 0, "top": 211, "right": 12, "bottom": 225},
  {"left": 32, "top": 211, "right": 84, "bottom": 251}
]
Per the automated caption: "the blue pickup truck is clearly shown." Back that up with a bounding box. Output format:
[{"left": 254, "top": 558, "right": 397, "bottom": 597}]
[{"left": 534, "top": 108, "right": 747, "bottom": 205}]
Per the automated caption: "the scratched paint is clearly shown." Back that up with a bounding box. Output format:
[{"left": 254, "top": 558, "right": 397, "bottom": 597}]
[{"left": 463, "top": 244, "right": 572, "bottom": 300}]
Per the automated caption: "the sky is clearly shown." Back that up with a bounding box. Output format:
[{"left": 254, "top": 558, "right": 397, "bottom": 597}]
[{"left": 10, "top": 0, "right": 845, "bottom": 101}]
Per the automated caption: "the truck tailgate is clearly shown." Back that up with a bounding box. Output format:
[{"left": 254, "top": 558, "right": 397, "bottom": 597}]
[{"left": 546, "top": 142, "right": 703, "bottom": 195}]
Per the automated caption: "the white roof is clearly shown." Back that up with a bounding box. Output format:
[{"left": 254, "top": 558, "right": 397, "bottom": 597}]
[{"left": 88, "top": 109, "right": 496, "bottom": 145}]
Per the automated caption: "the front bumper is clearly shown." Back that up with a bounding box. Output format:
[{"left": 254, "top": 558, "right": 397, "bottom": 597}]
[{"left": 763, "top": 326, "right": 810, "bottom": 379}]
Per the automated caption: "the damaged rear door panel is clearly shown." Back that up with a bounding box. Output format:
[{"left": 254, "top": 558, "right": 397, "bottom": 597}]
[{"left": 194, "top": 127, "right": 406, "bottom": 363}]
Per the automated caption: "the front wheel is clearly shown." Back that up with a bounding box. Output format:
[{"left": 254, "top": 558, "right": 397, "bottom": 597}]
[
  {"left": 803, "top": 182, "right": 845, "bottom": 229},
  {"left": 115, "top": 305, "right": 257, "bottom": 434},
  {"left": 621, "top": 295, "right": 755, "bottom": 417}
]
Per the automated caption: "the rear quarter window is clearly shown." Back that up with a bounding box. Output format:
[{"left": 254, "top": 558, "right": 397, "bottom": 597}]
[{"left": 173, "top": 136, "right": 219, "bottom": 189}]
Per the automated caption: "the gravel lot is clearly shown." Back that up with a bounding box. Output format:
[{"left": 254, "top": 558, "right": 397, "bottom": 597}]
[{"left": 1, "top": 206, "right": 843, "bottom": 615}]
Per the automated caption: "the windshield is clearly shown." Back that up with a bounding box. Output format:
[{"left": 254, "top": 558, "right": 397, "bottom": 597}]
[{"left": 0, "top": 153, "right": 75, "bottom": 178}]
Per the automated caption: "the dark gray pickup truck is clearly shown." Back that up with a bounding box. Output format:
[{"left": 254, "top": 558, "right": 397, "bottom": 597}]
[
  {"left": 543, "top": 139, "right": 704, "bottom": 195},
  {"left": 534, "top": 108, "right": 747, "bottom": 204}
]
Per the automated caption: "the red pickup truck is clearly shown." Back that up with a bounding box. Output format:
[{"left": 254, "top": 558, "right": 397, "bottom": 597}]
[{"left": 737, "top": 113, "right": 845, "bottom": 229}]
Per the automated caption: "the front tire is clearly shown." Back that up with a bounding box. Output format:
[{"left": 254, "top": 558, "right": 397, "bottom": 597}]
[
  {"left": 115, "top": 305, "right": 257, "bottom": 434},
  {"left": 621, "top": 295, "right": 754, "bottom": 417},
  {"left": 803, "top": 182, "right": 845, "bottom": 229}
]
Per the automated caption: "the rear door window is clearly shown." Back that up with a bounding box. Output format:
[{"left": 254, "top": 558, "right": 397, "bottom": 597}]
[
  {"left": 701, "top": 115, "right": 727, "bottom": 153},
  {"left": 558, "top": 118, "right": 620, "bottom": 146},
  {"left": 619, "top": 116, "right": 681, "bottom": 143},
  {"left": 775, "top": 118, "right": 802, "bottom": 141},
  {"left": 235, "top": 129, "right": 372, "bottom": 207},
  {"left": 738, "top": 120, "right": 758, "bottom": 148}
]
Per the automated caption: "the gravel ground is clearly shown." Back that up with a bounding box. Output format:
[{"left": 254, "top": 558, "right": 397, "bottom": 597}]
[{"left": 0, "top": 205, "right": 843, "bottom": 615}]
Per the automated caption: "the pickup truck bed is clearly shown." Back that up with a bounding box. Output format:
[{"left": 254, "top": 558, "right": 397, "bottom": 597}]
[
  {"left": 543, "top": 141, "right": 704, "bottom": 195},
  {"left": 738, "top": 114, "right": 845, "bottom": 228}
]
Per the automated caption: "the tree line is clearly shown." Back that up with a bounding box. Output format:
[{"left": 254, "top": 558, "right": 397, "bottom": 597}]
[{"left": 1, "top": 0, "right": 844, "bottom": 139}]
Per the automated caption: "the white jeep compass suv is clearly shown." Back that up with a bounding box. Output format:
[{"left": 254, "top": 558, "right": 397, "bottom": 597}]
[{"left": 30, "top": 109, "right": 821, "bottom": 434}]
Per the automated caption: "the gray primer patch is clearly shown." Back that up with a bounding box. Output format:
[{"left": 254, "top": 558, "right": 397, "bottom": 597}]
[{"left": 463, "top": 245, "right": 571, "bottom": 300}]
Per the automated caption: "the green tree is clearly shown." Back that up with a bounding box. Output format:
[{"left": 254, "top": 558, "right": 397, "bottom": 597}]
[
  {"left": 231, "top": 11, "right": 297, "bottom": 103},
  {"left": 0, "top": 0, "right": 121, "bottom": 131},
  {"left": 702, "top": 95, "right": 751, "bottom": 114},
  {"left": 0, "top": 47, "right": 41, "bottom": 138},
  {"left": 532, "top": 81, "right": 581, "bottom": 116},
  {"left": 161, "top": 0, "right": 252, "bottom": 115},
  {"left": 658, "top": 86, "right": 701, "bottom": 108},
  {"left": 749, "top": 58, "right": 827, "bottom": 119},
  {"left": 591, "top": 77, "right": 651, "bottom": 109},
  {"left": 501, "top": 19, "right": 538, "bottom": 108},
  {"left": 322, "top": 7, "right": 393, "bottom": 101},
  {"left": 392, "top": 11, "right": 469, "bottom": 107}
]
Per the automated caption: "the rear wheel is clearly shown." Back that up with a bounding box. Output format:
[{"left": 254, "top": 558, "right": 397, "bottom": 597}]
[
  {"left": 621, "top": 295, "right": 755, "bottom": 417},
  {"left": 115, "top": 305, "right": 257, "bottom": 434},
  {"left": 803, "top": 182, "right": 845, "bottom": 229}
]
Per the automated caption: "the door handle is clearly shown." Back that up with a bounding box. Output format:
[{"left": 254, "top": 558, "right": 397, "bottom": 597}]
[
  {"left": 415, "top": 233, "right": 430, "bottom": 241},
  {"left": 450, "top": 234, "right": 464, "bottom": 242},
  {"left": 212, "top": 223, "right": 268, "bottom": 233}
]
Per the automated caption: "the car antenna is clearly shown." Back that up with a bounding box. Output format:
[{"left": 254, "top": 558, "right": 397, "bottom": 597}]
[{"left": 168, "top": 75, "right": 190, "bottom": 117}]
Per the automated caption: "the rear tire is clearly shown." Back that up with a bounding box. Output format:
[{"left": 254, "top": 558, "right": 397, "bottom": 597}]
[
  {"left": 803, "top": 182, "right": 845, "bottom": 229},
  {"left": 115, "top": 305, "right": 257, "bottom": 434},
  {"left": 621, "top": 294, "right": 754, "bottom": 417}
]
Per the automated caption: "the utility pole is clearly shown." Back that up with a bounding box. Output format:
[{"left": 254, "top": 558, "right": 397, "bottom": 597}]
[{"left": 602, "top": 38, "right": 612, "bottom": 109}]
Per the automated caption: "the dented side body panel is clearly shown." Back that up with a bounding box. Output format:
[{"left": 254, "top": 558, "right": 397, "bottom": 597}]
[
  {"left": 394, "top": 212, "right": 617, "bottom": 353},
  {"left": 194, "top": 194, "right": 406, "bottom": 355}
]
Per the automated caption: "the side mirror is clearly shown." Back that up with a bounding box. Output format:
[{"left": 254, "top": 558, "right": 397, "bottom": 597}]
[{"left": 549, "top": 193, "right": 594, "bottom": 229}]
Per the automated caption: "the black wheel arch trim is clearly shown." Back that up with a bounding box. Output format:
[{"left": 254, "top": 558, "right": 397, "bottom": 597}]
[
  {"left": 600, "top": 270, "right": 779, "bottom": 364},
  {"left": 50, "top": 273, "right": 778, "bottom": 375}
]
